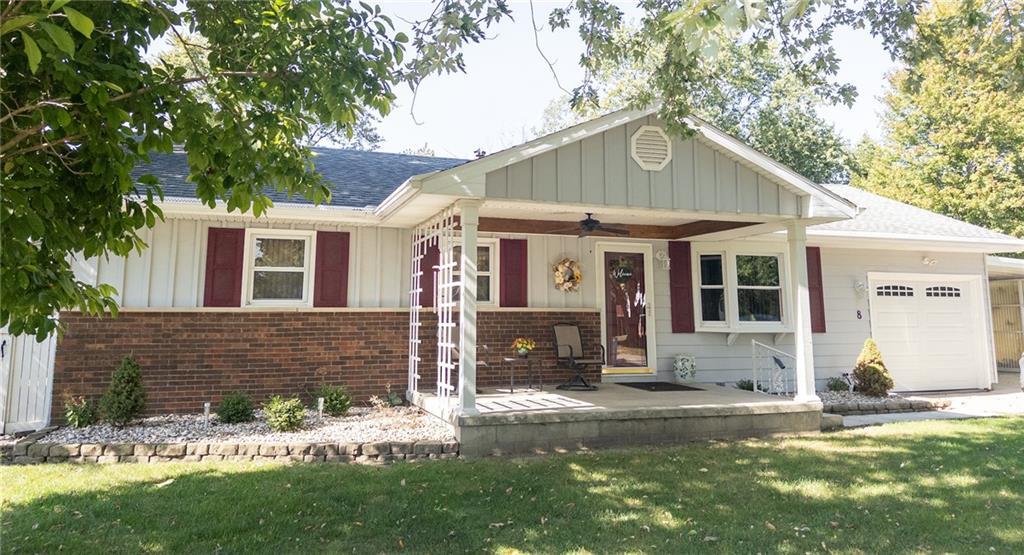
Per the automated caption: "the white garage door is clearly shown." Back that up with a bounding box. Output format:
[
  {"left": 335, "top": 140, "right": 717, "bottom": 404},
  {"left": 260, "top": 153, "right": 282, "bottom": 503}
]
[{"left": 868, "top": 274, "right": 989, "bottom": 391}]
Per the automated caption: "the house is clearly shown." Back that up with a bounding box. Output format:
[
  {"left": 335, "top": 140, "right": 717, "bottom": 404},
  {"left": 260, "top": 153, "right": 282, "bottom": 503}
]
[{"left": 3, "top": 107, "right": 1022, "bottom": 450}]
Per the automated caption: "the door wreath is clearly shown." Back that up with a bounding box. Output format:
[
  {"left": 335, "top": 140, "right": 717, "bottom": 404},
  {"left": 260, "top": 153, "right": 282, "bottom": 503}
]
[{"left": 553, "top": 258, "right": 582, "bottom": 292}]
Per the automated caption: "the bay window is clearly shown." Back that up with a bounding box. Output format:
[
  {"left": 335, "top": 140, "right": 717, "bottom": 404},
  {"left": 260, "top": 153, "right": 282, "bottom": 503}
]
[{"left": 692, "top": 245, "right": 790, "bottom": 331}]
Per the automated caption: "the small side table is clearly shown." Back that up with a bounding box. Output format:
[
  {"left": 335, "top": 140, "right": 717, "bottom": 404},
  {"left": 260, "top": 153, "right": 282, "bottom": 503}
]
[{"left": 502, "top": 354, "right": 538, "bottom": 393}]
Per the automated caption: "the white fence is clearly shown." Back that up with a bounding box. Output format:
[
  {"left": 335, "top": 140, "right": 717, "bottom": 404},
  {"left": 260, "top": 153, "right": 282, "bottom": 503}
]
[{"left": 0, "top": 331, "right": 57, "bottom": 434}]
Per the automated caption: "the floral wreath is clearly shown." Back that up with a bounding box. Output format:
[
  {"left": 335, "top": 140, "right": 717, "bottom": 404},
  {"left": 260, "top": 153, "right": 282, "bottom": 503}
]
[{"left": 553, "top": 258, "right": 582, "bottom": 292}]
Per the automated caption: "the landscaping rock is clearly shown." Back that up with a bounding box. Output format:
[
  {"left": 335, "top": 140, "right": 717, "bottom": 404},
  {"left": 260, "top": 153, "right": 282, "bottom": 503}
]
[
  {"left": 361, "top": 442, "right": 389, "bottom": 456},
  {"left": 155, "top": 444, "right": 186, "bottom": 457}
]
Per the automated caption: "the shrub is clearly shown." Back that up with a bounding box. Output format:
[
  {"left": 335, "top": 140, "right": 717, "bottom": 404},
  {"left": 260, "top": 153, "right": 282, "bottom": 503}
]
[
  {"left": 63, "top": 394, "right": 97, "bottom": 428},
  {"left": 735, "top": 379, "right": 754, "bottom": 391},
  {"left": 852, "top": 339, "right": 895, "bottom": 397},
  {"left": 826, "top": 376, "right": 849, "bottom": 392},
  {"left": 264, "top": 396, "right": 306, "bottom": 432},
  {"left": 217, "top": 392, "right": 255, "bottom": 424},
  {"left": 99, "top": 356, "right": 146, "bottom": 427},
  {"left": 317, "top": 385, "right": 352, "bottom": 417}
]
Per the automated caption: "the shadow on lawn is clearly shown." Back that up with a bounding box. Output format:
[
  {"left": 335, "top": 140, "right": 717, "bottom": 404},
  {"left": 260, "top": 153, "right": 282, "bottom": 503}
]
[{"left": 4, "top": 418, "right": 1023, "bottom": 554}]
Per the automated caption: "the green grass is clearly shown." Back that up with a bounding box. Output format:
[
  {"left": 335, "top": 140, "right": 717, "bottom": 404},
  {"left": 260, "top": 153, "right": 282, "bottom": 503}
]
[{"left": 3, "top": 418, "right": 1023, "bottom": 554}]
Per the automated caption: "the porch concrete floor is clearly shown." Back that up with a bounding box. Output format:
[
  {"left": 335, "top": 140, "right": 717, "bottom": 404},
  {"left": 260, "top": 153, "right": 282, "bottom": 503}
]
[
  {"left": 472, "top": 383, "right": 804, "bottom": 417},
  {"left": 413, "top": 383, "right": 824, "bottom": 457}
]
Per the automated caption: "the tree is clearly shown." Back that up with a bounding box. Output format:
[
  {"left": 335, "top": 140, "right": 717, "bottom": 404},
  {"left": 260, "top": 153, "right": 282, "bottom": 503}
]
[
  {"left": 851, "top": 0, "right": 1024, "bottom": 245},
  {"left": 1, "top": 0, "right": 510, "bottom": 338},
  {"left": 401, "top": 143, "right": 436, "bottom": 157},
  {"left": 534, "top": 40, "right": 852, "bottom": 183}
]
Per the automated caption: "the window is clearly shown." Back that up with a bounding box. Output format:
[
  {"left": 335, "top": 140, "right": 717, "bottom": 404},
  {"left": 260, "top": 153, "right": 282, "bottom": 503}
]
[
  {"left": 699, "top": 254, "right": 726, "bottom": 322},
  {"left": 691, "top": 244, "right": 790, "bottom": 332},
  {"left": 453, "top": 240, "right": 497, "bottom": 304},
  {"left": 926, "top": 286, "right": 961, "bottom": 298},
  {"left": 736, "top": 255, "right": 782, "bottom": 322},
  {"left": 876, "top": 285, "right": 913, "bottom": 297},
  {"left": 246, "top": 231, "right": 313, "bottom": 305}
]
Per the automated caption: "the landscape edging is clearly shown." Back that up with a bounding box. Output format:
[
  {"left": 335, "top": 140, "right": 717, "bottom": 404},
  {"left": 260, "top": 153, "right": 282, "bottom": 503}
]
[
  {"left": 823, "top": 397, "right": 950, "bottom": 415},
  {"left": 4, "top": 436, "right": 459, "bottom": 465}
]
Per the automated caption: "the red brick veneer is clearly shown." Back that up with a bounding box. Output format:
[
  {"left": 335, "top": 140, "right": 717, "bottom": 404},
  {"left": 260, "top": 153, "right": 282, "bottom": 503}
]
[{"left": 51, "top": 310, "right": 601, "bottom": 419}]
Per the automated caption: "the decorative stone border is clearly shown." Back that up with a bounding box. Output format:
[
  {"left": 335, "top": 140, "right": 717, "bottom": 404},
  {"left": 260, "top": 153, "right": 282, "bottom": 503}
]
[
  {"left": 5, "top": 434, "right": 459, "bottom": 465},
  {"left": 823, "top": 398, "right": 950, "bottom": 416}
]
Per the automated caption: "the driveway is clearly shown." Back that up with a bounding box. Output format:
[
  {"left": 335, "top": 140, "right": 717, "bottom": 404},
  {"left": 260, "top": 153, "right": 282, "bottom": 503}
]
[{"left": 844, "top": 372, "right": 1023, "bottom": 427}]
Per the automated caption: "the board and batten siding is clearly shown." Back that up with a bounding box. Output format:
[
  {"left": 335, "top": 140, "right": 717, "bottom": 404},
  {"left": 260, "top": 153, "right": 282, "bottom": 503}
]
[
  {"left": 484, "top": 115, "right": 801, "bottom": 216},
  {"left": 73, "top": 216, "right": 414, "bottom": 309}
]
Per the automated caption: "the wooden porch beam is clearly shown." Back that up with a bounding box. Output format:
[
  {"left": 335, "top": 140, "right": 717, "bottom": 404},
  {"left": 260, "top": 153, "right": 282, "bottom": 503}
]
[{"left": 476, "top": 217, "right": 756, "bottom": 240}]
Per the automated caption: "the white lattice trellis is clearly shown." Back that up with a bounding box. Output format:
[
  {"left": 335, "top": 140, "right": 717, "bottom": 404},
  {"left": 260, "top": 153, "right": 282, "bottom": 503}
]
[{"left": 408, "top": 206, "right": 460, "bottom": 401}]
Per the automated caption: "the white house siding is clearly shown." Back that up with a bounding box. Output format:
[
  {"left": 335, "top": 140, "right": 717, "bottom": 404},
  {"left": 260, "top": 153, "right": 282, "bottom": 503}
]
[{"left": 73, "top": 215, "right": 414, "bottom": 309}]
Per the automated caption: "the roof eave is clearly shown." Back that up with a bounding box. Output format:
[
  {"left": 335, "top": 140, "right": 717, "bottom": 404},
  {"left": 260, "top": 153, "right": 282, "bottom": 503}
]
[{"left": 158, "top": 197, "right": 380, "bottom": 224}]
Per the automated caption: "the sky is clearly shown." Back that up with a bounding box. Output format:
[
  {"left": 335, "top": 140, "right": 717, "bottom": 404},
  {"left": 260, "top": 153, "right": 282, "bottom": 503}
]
[{"left": 375, "top": 1, "right": 898, "bottom": 159}]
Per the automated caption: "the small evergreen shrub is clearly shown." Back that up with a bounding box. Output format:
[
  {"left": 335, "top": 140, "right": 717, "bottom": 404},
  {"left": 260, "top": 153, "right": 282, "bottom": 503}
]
[
  {"left": 317, "top": 385, "right": 352, "bottom": 417},
  {"left": 217, "top": 392, "right": 255, "bottom": 423},
  {"left": 264, "top": 396, "right": 305, "bottom": 432},
  {"left": 63, "top": 394, "right": 97, "bottom": 428},
  {"left": 826, "top": 376, "right": 849, "bottom": 392},
  {"left": 852, "top": 339, "right": 895, "bottom": 397},
  {"left": 735, "top": 379, "right": 755, "bottom": 391},
  {"left": 99, "top": 356, "right": 146, "bottom": 427}
]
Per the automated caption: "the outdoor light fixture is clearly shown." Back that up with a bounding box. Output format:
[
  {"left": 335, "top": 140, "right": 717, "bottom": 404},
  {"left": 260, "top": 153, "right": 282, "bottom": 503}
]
[
  {"left": 654, "top": 249, "right": 671, "bottom": 270},
  {"left": 853, "top": 280, "right": 868, "bottom": 297}
]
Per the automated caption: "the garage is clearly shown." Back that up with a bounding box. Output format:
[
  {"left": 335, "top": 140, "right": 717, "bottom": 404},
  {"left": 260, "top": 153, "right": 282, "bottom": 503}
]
[{"left": 867, "top": 273, "right": 992, "bottom": 391}]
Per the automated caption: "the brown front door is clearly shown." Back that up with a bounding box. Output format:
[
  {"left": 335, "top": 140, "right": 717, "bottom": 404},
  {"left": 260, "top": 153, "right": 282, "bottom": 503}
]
[{"left": 603, "top": 251, "right": 649, "bottom": 369}]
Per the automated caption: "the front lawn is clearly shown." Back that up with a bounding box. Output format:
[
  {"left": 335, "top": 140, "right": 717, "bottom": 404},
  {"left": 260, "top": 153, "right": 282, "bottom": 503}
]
[{"left": 3, "top": 418, "right": 1023, "bottom": 553}]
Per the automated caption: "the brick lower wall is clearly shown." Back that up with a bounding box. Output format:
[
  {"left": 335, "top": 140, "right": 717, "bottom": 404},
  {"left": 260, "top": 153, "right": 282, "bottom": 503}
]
[{"left": 52, "top": 310, "right": 601, "bottom": 420}]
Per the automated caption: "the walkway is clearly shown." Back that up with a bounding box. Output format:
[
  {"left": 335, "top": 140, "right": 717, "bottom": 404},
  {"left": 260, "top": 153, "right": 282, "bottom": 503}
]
[{"left": 844, "top": 372, "right": 1023, "bottom": 427}]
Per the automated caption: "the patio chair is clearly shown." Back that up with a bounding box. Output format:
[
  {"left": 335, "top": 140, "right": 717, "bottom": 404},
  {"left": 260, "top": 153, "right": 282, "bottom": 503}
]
[{"left": 552, "top": 322, "right": 603, "bottom": 391}]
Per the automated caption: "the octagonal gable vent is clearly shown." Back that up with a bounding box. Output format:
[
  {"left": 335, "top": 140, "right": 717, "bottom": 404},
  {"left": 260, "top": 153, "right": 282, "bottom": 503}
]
[{"left": 630, "top": 125, "right": 672, "bottom": 171}]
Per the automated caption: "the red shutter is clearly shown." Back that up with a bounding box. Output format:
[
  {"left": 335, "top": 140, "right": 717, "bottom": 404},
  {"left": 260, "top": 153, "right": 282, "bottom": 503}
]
[
  {"left": 668, "top": 241, "right": 695, "bottom": 333},
  {"left": 313, "top": 231, "right": 350, "bottom": 307},
  {"left": 421, "top": 243, "right": 439, "bottom": 308},
  {"left": 203, "top": 228, "right": 244, "bottom": 307},
  {"left": 807, "top": 246, "right": 826, "bottom": 333},
  {"left": 499, "top": 239, "right": 528, "bottom": 307}
]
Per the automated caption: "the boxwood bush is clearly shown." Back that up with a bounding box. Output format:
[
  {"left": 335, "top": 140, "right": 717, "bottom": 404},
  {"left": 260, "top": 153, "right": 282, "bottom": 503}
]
[
  {"left": 317, "top": 385, "right": 352, "bottom": 417},
  {"left": 264, "top": 396, "right": 306, "bottom": 432},
  {"left": 217, "top": 392, "right": 255, "bottom": 424}
]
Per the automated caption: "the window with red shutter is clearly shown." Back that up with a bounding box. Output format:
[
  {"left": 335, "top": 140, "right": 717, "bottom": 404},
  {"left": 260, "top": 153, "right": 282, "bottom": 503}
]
[
  {"left": 313, "top": 231, "right": 350, "bottom": 307},
  {"left": 203, "top": 228, "right": 245, "bottom": 307}
]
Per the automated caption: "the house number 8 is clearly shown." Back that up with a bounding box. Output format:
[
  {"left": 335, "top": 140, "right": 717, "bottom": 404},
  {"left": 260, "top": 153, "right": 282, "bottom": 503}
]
[{"left": 856, "top": 310, "right": 863, "bottom": 320}]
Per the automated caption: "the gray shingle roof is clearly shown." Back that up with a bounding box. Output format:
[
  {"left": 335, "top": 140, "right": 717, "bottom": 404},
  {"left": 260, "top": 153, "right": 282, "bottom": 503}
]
[
  {"left": 817, "top": 184, "right": 1023, "bottom": 243},
  {"left": 140, "top": 148, "right": 467, "bottom": 208}
]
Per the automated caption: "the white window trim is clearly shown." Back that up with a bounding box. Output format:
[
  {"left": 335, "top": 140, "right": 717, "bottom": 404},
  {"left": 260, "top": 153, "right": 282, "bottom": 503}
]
[
  {"left": 455, "top": 237, "right": 499, "bottom": 306},
  {"left": 241, "top": 228, "right": 316, "bottom": 308},
  {"left": 690, "top": 241, "right": 793, "bottom": 333}
]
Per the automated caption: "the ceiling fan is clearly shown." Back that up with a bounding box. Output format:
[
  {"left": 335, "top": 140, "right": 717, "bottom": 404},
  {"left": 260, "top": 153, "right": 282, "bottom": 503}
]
[{"left": 550, "top": 213, "right": 630, "bottom": 237}]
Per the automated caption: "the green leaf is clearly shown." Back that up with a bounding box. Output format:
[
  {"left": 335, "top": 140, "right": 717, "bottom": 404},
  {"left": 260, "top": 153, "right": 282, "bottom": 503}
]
[
  {"left": 48, "top": 0, "right": 72, "bottom": 13},
  {"left": 1, "top": 15, "right": 38, "bottom": 36},
  {"left": 41, "top": 22, "right": 75, "bottom": 56},
  {"left": 20, "top": 31, "right": 42, "bottom": 74},
  {"left": 63, "top": 6, "right": 94, "bottom": 38}
]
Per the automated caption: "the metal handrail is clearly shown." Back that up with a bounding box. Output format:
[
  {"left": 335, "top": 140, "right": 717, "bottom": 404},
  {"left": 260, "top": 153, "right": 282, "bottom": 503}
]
[{"left": 751, "top": 340, "right": 796, "bottom": 396}]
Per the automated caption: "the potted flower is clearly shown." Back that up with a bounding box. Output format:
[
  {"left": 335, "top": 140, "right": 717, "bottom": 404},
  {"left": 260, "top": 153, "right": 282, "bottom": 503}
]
[{"left": 511, "top": 337, "right": 536, "bottom": 357}]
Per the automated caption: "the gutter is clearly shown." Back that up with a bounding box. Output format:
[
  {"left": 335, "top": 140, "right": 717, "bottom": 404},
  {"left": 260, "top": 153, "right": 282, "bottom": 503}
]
[{"left": 158, "top": 196, "right": 380, "bottom": 224}]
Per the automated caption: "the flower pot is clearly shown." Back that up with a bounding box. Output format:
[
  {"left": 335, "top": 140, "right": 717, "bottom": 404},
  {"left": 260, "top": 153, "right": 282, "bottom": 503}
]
[
  {"left": 673, "top": 354, "right": 697, "bottom": 382},
  {"left": 516, "top": 348, "right": 530, "bottom": 357}
]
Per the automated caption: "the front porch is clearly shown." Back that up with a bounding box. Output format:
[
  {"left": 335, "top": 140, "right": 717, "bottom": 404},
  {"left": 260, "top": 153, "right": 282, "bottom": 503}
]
[{"left": 413, "top": 383, "right": 822, "bottom": 457}]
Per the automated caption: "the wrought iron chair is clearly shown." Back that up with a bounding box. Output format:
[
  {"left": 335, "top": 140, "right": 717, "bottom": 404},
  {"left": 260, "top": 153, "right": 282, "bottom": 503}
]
[{"left": 552, "top": 322, "right": 603, "bottom": 391}]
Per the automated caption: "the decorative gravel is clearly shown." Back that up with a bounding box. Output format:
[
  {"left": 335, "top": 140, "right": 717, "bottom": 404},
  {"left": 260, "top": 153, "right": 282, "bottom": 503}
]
[
  {"left": 819, "top": 390, "right": 907, "bottom": 405},
  {"left": 42, "top": 407, "right": 454, "bottom": 445}
]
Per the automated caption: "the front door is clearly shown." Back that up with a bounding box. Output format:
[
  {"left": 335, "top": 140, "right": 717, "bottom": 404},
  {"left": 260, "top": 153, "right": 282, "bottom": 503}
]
[{"left": 597, "top": 244, "right": 656, "bottom": 375}]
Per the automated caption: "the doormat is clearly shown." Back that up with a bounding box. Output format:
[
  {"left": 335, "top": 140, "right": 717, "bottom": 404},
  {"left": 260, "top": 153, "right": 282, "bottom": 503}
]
[{"left": 618, "top": 382, "right": 703, "bottom": 392}]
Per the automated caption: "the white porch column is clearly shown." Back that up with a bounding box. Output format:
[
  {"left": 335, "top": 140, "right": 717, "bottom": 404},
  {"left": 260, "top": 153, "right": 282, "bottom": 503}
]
[
  {"left": 787, "top": 221, "right": 820, "bottom": 403},
  {"left": 457, "top": 200, "right": 481, "bottom": 415}
]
